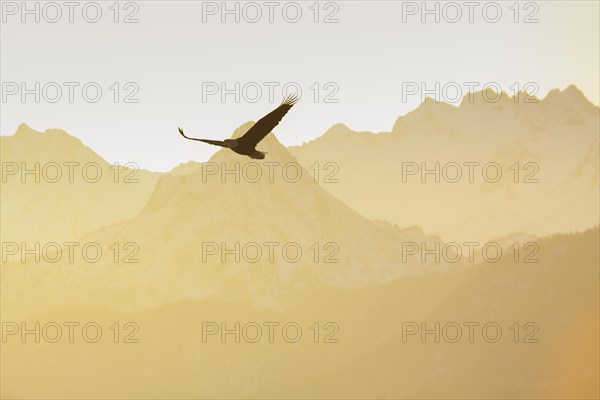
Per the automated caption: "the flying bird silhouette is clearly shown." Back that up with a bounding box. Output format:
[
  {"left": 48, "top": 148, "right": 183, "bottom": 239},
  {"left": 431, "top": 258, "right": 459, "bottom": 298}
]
[{"left": 178, "top": 94, "right": 299, "bottom": 159}]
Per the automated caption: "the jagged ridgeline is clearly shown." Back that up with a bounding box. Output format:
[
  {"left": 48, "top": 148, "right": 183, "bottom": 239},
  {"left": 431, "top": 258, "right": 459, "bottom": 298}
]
[{"left": 290, "top": 85, "right": 599, "bottom": 242}]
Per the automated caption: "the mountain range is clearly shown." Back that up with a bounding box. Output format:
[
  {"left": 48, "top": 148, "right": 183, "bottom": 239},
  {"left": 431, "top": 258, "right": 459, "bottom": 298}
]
[
  {"left": 1, "top": 85, "right": 598, "bottom": 399},
  {"left": 290, "top": 85, "right": 599, "bottom": 242}
]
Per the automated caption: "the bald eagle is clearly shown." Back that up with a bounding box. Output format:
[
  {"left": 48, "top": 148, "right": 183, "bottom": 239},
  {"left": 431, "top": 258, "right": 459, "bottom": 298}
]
[{"left": 178, "top": 94, "right": 298, "bottom": 159}]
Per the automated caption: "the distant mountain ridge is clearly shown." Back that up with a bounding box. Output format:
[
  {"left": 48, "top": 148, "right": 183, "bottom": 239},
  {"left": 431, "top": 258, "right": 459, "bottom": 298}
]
[
  {"left": 289, "top": 85, "right": 600, "bottom": 242},
  {"left": 0, "top": 124, "right": 200, "bottom": 248},
  {"left": 2, "top": 84, "right": 597, "bottom": 249}
]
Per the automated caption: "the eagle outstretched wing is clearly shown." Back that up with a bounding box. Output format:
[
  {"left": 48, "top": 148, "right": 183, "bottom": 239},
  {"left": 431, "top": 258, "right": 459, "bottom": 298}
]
[
  {"left": 238, "top": 94, "right": 299, "bottom": 148},
  {"left": 178, "top": 127, "right": 226, "bottom": 147}
]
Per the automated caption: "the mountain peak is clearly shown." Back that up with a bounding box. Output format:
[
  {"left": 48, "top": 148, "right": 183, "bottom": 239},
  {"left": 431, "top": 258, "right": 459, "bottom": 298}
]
[
  {"left": 458, "top": 88, "right": 516, "bottom": 107},
  {"left": 544, "top": 84, "right": 591, "bottom": 101},
  {"left": 13, "top": 122, "right": 37, "bottom": 137},
  {"left": 563, "top": 83, "right": 585, "bottom": 96},
  {"left": 229, "top": 121, "right": 256, "bottom": 140},
  {"left": 322, "top": 123, "right": 353, "bottom": 137},
  {"left": 542, "top": 84, "right": 597, "bottom": 113},
  {"left": 3, "top": 124, "right": 103, "bottom": 164},
  {"left": 11, "top": 124, "right": 83, "bottom": 143},
  {"left": 327, "top": 122, "right": 352, "bottom": 131},
  {"left": 411, "top": 96, "right": 458, "bottom": 113}
]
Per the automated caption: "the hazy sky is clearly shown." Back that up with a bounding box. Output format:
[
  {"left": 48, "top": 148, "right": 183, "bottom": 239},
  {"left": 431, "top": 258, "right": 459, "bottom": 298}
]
[{"left": 2, "top": 0, "right": 599, "bottom": 170}]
